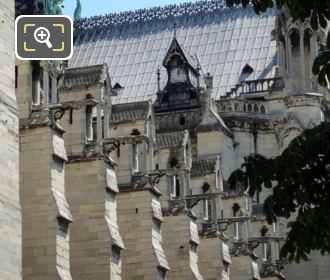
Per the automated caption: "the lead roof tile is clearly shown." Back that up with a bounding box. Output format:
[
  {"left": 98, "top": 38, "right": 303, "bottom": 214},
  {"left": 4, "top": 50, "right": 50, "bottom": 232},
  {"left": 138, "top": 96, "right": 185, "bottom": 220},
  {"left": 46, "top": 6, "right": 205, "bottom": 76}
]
[
  {"left": 191, "top": 157, "right": 218, "bottom": 177},
  {"left": 156, "top": 131, "right": 187, "bottom": 149},
  {"left": 72, "top": 1, "right": 277, "bottom": 104},
  {"left": 110, "top": 101, "right": 150, "bottom": 123}
]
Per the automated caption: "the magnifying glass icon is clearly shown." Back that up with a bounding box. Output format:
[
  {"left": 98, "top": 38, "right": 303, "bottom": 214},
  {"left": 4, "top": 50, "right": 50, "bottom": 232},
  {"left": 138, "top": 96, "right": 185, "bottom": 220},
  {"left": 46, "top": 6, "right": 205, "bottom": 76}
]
[{"left": 34, "top": 27, "right": 53, "bottom": 49}]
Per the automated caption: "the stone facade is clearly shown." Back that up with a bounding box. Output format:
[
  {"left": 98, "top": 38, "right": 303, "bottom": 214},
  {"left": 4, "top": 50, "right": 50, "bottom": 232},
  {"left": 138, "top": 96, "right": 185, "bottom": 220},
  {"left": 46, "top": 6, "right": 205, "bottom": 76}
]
[
  {"left": 0, "top": 1, "right": 21, "bottom": 279},
  {"left": 9, "top": 1, "right": 330, "bottom": 280},
  {"left": 57, "top": 64, "right": 124, "bottom": 279},
  {"left": 162, "top": 212, "right": 202, "bottom": 279},
  {"left": 117, "top": 188, "right": 169, "bottom": 279},
  {"left": 20, "top": 113, "right": 72, "bottom": 280}
]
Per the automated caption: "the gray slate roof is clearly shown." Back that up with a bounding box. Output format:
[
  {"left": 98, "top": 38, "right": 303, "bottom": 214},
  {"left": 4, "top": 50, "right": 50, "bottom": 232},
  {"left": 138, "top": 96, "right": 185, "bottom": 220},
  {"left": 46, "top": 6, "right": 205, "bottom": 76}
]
[
  {"left": 191, "top": 157, "right": 217, "bottom": 177},
  {"left": 58, "top": 64, "right": 110, "bottom": 90},
  {"left": 71, "top": 0, "right": 277, "bottom": 104},
  {"left": 251, "top": 203, "right": 265, "bottom": 218},
  {"left": 110, "top": 101, "right": 150, "bottom": 123},
  {"left": 156, "top": 131, "right": 186, "bottom": 149}
]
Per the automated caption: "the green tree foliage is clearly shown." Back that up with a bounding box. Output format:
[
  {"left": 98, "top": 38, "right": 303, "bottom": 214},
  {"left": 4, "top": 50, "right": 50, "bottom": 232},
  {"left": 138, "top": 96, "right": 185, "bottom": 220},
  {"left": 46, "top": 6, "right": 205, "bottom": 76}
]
[
  {"left": 226, "top": 0, "right": 330, "bottom": 87},
  {"left": 228, "top": 122, "right": 330, "bottom": 262}
]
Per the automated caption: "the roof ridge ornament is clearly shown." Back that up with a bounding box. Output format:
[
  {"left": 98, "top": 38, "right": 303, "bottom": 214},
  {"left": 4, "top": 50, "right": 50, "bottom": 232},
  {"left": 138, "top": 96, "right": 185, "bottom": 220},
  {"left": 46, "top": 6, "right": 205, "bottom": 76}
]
[
  {"left": 173, "top": 22, "right": 177, "bottom": 39},
  {"left": 156, "top": 67, "right": 161, "bottom": 94},
  {"left": 74, "top": 0, "right": 229, "bottom": 31}
]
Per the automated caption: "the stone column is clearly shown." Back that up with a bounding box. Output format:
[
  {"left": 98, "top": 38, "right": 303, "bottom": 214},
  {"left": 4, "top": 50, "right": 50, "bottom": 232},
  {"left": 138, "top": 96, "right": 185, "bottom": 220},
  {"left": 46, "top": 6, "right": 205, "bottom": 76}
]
[
  {"left": 284, "top": 34, "right": 292, "bottom": 90},
  {"left": 41, "top": 62, "right": 49, "bottom": 107},
  {"left": 104, "top": 107, "right": 110, "bottom": 138},
  {"left": 97, "top": 105, "right": 103, "bottom": 142},
  {"left": 50, "top": 66, "right": 58, "bottom": 104},
  {"left": 299, "top": 29, "right": 306, "bottom": 88}
]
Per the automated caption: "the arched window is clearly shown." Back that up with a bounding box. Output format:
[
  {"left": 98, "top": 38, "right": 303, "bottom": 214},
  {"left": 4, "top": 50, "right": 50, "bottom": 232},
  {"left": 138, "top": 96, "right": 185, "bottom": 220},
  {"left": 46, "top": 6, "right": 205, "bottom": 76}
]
[
  {"left": 202, "top": 183, "right": 211, "bottom": 221},
  {"left": 247, "top": 103, "right": 252, "bottom": 112},
  {"left": 171, "top": 175, "right": 181, "bottom": 198},
  {"left": 180, "top": 116, "right": 186, "bottom": 126},
  {"left": 170, "top": 157, "right": 178, "bottom": 168},
  {"left": 278, "top": 34, "right": 287, "bottom": 72},
  {"left": 254, "top": 104, "right": 259, "bottom": 113},
  {"left": 260, "top": 105, "right": 266, "bottom": 114},
  {"left": 261, "top": 226, "right": 270, "bottom": 262},
  {"left": 86, "top": 105, "right": 95, "bottom": 141},
  {"left": 304, "top": 29, "right": 312, "bottom": 80},
  {"left": 32, "top": 63, "right": 43, "bottom": 105},
  {"left": 132, "top": 143, "right": 139, "bottom": 172},
  {"left": 202, "top": 182, "right": 211, "bottom": 193},
  {"left": 232, "top": 203, "right": 241, "bottom": 217},
  {"left": 289, "top": 29, "right": 300, "bottom": 80},
  {"left": 232, "top": 203, "right": 242, "bottom": 242},
  {"left": 203, "top": 199, "right": 212, "bottom": 221}
]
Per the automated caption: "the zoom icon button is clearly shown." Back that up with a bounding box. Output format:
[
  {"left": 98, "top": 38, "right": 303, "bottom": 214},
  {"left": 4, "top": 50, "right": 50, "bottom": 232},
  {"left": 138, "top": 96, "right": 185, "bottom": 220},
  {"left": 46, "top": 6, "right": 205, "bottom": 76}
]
[
  {"left": 34, "top": 27, "right": 53, "bottom": 49},
  {"left": 15, "top": 15, "right": 73, "bottom": 60}
]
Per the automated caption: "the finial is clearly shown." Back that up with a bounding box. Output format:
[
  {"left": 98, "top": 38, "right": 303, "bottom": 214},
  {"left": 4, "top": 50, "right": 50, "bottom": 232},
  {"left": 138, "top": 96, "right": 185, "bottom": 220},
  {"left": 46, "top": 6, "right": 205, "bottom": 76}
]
[
  {"left": 173, "top": 22, "right": 177, "bottom": 39},
  {"left": 156, "top": 67, "right": 161, "bottom": 93},
  {"left": 196, "top": 65, "right": 200, "bottom": 89}
]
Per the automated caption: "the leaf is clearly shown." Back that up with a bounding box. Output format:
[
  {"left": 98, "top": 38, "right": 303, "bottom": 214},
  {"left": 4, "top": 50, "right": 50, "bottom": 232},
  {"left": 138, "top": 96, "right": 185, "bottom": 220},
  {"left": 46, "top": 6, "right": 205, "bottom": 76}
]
[
  {"left": 318, "top": 67, "right": 328, "bottom": 87},
  {"left": 227, "top": 122, "right": 330, "bottom": 262},
  {"left": 310, "top": 11, "right": 318, "bottom": 30},
  {"left": 312, "top": 51, "right": 330, "bottom": 75},
  {"left": 318, "top": 13, "right": 328, "bottom": 29}
]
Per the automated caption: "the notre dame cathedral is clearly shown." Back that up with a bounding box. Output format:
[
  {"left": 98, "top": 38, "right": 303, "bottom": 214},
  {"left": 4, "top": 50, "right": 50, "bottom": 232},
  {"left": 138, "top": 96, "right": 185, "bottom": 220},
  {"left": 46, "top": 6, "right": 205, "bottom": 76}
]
[{"left": 0, "top": 0, "right": 329, "bottom": 279}]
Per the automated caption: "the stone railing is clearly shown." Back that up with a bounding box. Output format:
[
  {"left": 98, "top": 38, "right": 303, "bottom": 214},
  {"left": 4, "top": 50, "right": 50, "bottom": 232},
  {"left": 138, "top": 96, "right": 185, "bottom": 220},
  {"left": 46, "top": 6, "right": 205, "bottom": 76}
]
[
  {"left": 260, "top": 261, "right": 286, "bottom": 280},
  {"left": 224, "top": 77, "right": 284, "bottom": 98},
  {"left": 74, "top": 0, "right": 228, "bottom": 30},
  {"left": 218, "top": 99, "right": 269, "bottom": 115},
  {"left": 251, "top": 203, "right": 265, "bottom": 219}
]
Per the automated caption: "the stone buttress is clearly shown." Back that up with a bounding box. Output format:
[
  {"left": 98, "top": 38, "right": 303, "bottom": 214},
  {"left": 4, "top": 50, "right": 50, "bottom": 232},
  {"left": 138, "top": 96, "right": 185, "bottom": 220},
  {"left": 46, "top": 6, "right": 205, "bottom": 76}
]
[{"left": 57, "top": 64, "right": 125, "bottom": 279}]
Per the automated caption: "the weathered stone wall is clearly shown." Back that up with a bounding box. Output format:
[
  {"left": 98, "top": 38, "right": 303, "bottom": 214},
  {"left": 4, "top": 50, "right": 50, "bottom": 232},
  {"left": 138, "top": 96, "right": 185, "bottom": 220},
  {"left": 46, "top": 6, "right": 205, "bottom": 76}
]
[
  {"left": 0, "top": 1, "right": 21, "bottom": 278},
  {"left": 197, "top": 131, "right": 223, "bottom": 157},
  {"left": 285, "top": 246, "right": 330, "bottom": 279},
  {"left": 162, "top": 214, "right": 202, "bottom": 280},
  {"left": 58, "top": 85, "right": 102, "bottom": 154},
  {"left": 15, "top": 60, "right": 32, "bottom": 119},
  {"left": 109, "top": 120, "right": 147, "bottom": 138},
  {"left": 117, "top": 190, "right": 169, "bottom": 279},
  {"left": 199, "top": 237, "right": 222, "bottom": 279},
  {"left": 230, "top": 255, "right": 253, "bottom": 280},
  {"left": 65, "top": 159, "right": 124, "bottom": 279},
  {"left": 20, "top": 125, "right": 72, "bottom": 280}
]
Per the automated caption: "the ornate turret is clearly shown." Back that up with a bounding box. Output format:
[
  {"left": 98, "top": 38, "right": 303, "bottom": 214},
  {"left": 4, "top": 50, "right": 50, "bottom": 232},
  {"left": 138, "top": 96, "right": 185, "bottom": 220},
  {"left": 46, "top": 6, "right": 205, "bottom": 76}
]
[
  {"left": 154, "top": 35, "right": 201, "bottom": 112},
  {"left": 275, "top": 10, "right": 326, "bottom": 93}
]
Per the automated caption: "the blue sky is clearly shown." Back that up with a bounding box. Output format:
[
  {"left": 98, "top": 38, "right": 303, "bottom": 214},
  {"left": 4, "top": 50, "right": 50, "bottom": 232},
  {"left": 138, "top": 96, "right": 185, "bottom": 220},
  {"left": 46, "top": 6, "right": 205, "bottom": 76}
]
[{"left": 63, "top": 0, "right": 198, "bottom": 18}]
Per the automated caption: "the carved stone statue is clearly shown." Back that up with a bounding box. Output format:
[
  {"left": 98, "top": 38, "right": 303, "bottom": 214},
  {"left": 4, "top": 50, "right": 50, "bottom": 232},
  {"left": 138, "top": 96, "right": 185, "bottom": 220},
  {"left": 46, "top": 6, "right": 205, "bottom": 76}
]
[
  {"left": 45, "top": 0, "right": 63, "bottom": 15},
  {"left": 74, "top": 0, "right": 82, "bottom": 21},
  {"left": 54, "top": 0, "right": 64, "bottom": 15}
]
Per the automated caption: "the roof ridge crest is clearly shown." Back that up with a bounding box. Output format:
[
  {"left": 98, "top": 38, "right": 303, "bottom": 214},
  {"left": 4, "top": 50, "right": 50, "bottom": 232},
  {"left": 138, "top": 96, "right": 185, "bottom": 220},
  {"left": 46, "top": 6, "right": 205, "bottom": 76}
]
[{"left": 74, "top": 0, "right": 232, "bottom": 31}]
